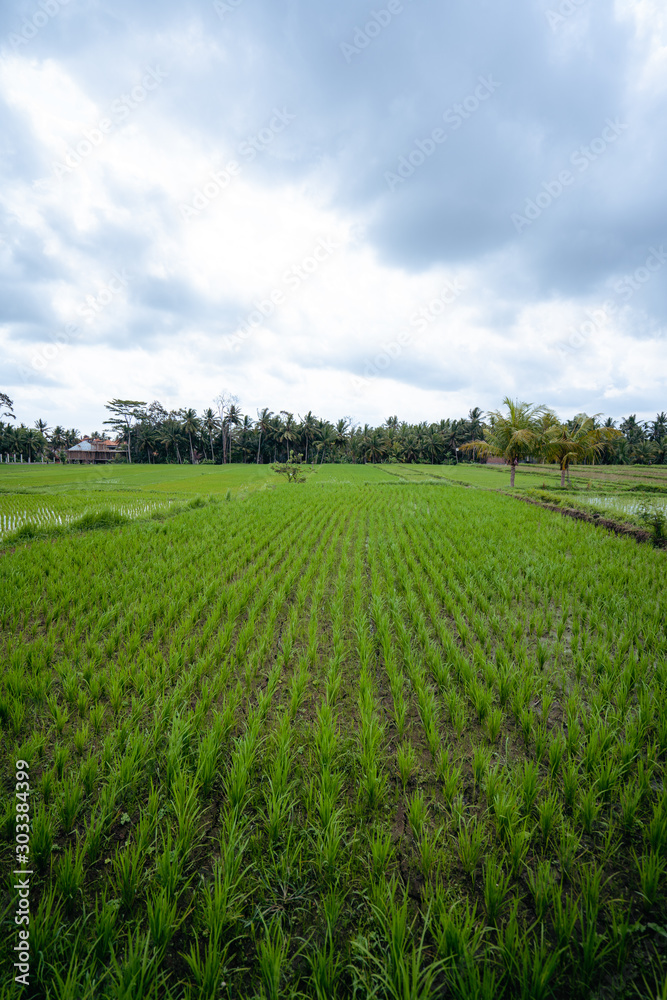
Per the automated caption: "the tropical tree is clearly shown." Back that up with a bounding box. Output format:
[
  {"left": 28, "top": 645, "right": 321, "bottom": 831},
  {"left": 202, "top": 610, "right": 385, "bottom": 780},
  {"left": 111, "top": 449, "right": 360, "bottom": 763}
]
[
  {"left": 201, "top": 407, "right": 220, "bottom": 462},
  {"left": 255, "top": 408, "right": 273, "bottom": 464},
  {"left": 542, "top": 414, "right": 621, "bottom": 486},
  {"left": 179, "top": 408, "right": 200, "bottom": 464},
  {"left": 103, "top": 399, "right": 146, "bottom": 463},
  {"left": 463, "top": 397, "right": 550, "bottom": 487},
  {"left": 1, "top": 393, "right": 15, "bottom": 420},
  {"left": 299, "top": 411, "right": 318, "bottom": 464}
]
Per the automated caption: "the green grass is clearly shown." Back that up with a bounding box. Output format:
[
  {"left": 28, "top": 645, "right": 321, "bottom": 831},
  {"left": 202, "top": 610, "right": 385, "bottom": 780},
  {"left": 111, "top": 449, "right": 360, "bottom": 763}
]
[{"left": 0, "top": 468, "right": 666, "bottom": 998}]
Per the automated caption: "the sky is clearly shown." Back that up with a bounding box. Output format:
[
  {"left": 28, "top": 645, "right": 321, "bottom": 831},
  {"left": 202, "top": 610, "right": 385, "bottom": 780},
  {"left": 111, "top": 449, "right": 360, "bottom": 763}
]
[{"left": 1, "top": 0, "right": 666, "bottom": 432}]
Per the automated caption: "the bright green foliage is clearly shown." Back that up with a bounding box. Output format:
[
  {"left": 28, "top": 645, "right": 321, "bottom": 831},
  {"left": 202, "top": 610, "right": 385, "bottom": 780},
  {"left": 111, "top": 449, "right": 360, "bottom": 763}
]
[{"left": 0, "top": 473, "right": 665, "bottom": 997}]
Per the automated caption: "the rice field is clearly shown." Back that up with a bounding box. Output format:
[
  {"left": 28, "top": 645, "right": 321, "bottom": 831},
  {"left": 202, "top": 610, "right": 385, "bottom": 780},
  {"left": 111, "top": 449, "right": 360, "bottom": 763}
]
[{"left": 0, "top": 470, "right": 665, "bottom": 999}]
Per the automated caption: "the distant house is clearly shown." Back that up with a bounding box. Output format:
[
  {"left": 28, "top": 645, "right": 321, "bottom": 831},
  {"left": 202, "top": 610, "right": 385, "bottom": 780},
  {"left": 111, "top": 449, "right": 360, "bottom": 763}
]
[
  {"left": 486, "top": 456, "right": 506, "bottom": 465},
  {"left": 66, "top": 438, "right": 120, "bottom": 464}
]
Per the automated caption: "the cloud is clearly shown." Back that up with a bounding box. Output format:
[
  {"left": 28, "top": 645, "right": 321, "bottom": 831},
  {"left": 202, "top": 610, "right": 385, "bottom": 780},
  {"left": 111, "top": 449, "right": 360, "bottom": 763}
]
[{"left": 0, "top": 0, "right": 665, "bottom": 430}]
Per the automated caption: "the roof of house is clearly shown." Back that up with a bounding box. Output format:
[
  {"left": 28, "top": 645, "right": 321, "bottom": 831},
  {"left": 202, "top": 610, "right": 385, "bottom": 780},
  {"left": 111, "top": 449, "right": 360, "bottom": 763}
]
[{"left": 67, "top": 439, "right": 119, "bottom": 452}]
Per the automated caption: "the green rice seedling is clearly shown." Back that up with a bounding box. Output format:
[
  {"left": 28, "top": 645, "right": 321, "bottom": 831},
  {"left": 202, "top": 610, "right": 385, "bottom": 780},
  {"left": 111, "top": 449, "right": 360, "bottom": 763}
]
[
  {"left": 492, "top": 788, "right": 519, "bottom": 845},
  {"left": 113, "top": 839, "right": 145, "bottom": 911},
  {"left": 506, "top": 823, "right": 530, "bottom": 878},
  {"left": 579, "top": 785, "right": 601, "bottom": 836},
  {"left": 518, "top": 759, "right": 539, "bottom": 816},
  {"left": 619, "top": 780, "right": 642, "bottom": 835},
  {"left": 156, "top": 829, "right": 187, "bottom": 902},
  {"left": 419, "top": 826, "right": 443, "bottom": 880},
  {"left": 486, "top": 706, "right": 504, "bottom": 744},
  {"left": 608, "top": 901, "right": 637, "bottom": 971},
  {"left": 73, "top": 723, "right": 89, "bottom": 757},
  {"left": 483, "top": 855, "right": 511, "bottom": 925},
  {"left": 485, "top": 763, "right": 506, "bottom": 806},
  {"left": 30, "top": 883, "right": 64, "bottom": 974},
  {"left": 520, "top": 707, "right": 534, "bottom": 749},
  {"left": 548, "top": 731, "right": 566, "bottom": 779},
  {"left": 440, "top": 760, "right": 462, "bottom": 807},
  {"left": 361, "top": 762, "right": 387, "bottom": 812},
  {"left": 636, "top": 849, "right": 665, "bottom": 910},
  {"left": 172, "top": 771, "right": 203, "bottom": 858},
  {"left": 557, "top": 822, "right": 581, "bottom": 878},
  {"left": 534, "top": 722, "right": 548, "bottom": 764},
  {"left": 39, "top": 766, "right": 55, "bottom": 807},
  {"left": 576, "top": 902, "right": 613, "bottom": 996},
  {"left": 76, "top": 688, "right": 89, "bottom": 719},
  {"left": 596, "top": 758, "right": 619, "bottom": 800},
  {"left": 182, "top": 931, "right": 232, "bottom": 1000},
  {"left": 31, "top": 804, "right": 53, "bottom": 871},
  {"left": 429, "top": 890, "right": 483, "bottom": 965},
  {"left": 257, "top": 919, "right": 290, "bottom": 1000},
  {"left": 457, "top": 815, "right": 486, "bottom": 883},
  {"left": 472, "top": 745, "right": 491, "bottom": 790},
  {"left": 82, "top": 809, "right": 105, "bottom": 866},
  {"left": 551, "top": 882, "right": 578, "bottom": 952},
  {"left": 53, "top": 743, "right": 70, "bottom": 779},
  {"left": 515, "top": 928, "right": 560, "bottom": 1000},
  {"left": 58, "top": 778, "right": 83, "bottom": 835},
  {"left": 308, "top": 935, "right": 343, "bottom": 1000},
  {"left": 79, "top": 755, "right": 98, "bottom": 797},
  {"left": 471, "top": 682, "right": 492, "bottom": 723},
  {"left": 527, "top": 860, "right": 552, "bottom": 921},
  {"left": 537, "top": 791, "right": 561, "bottom": 848},
  {"left": 647, "top": 807, "right": 667, "bottom": 855},
  {"left": 562, "top": 761, "right": 579, "bottom": 812},
  {"left": 397, "top": 742, "right": 417, "bottom": 791},
  {"left": 407, "top": 790, "right": 428, "bottom": 840},
  {"left": 90, "top": 702, "right": 105, "bottom": 734},
  {"left": 56, "top": 843, "right": 85, "bottom": 916},
  {"left": 108, "top": 928, "right": 160, "bottom": 1000},
  {"left": 92, "top": 890, "right": 120, "bottom": 964}
]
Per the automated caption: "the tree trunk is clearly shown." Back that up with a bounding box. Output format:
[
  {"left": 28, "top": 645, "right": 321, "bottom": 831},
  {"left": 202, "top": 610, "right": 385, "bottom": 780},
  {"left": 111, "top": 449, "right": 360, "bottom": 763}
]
[
  {"left": 510, "top": 459, "right": 517, "bottom": 487},
  {"left": 561, "top": 467, "right": 566, "bottom": 487},
  {"left": 257, "top": 431, "right": 262, "bottom": 464}
]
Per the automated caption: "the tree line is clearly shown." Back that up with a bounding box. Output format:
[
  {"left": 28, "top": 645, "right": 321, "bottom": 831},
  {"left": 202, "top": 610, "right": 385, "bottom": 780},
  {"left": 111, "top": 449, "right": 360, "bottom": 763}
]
[{"left": 1, "top": 391, "right": 665, "bottom": 469}]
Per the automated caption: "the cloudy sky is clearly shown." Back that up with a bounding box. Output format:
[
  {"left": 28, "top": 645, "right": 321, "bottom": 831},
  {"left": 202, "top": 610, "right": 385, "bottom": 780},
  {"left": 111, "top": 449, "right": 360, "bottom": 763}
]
[{"left": 1, "top": 0, "right": 665, "bottom": 432}]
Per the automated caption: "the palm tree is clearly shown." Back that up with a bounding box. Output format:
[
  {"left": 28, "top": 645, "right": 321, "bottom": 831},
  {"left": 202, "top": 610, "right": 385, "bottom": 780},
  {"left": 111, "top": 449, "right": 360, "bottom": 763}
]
[
  {"left": 223, "top": 404, "right": 242, "bottom": 463},
  {"left": 463, "top": 397, "right": 550, "bottom": 487},
  {"left": 178, "top": 409, "right": 200, "bottom": 464},
  {"left": 255, "top": 408, "right": 273, "bottom": 464},
  {"left": 620, "top": 414, "right": 646, "bottom": 446},
  {"left": 542, "top": 414, "right": 621, "bottom": 486},
  {"left": 650, "top": 412, "right": 667, "bottom": 443},
  {"left": 278, "top": 411, "right": 298, "bottom": 461},
  {"left": 201, "top": 407, "right": 220, "bottom": 461},
  {"left": 299, "top": 411, "right": 318, "bottom": 464},
  {"left": 316, "top": 423, "right": 337, "bottom": 464}
]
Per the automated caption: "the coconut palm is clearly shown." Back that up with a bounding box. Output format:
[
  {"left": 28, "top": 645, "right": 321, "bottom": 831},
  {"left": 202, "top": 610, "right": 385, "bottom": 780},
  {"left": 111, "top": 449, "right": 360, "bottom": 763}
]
[
  {"left": 201, "top": 407, "right": 220, "bottom": 462},
  {"left": 278, "top": 411, "right": 299, "bottom": 461},
  {"left": 255, "top": 408, "right": 273, "bottom": 464},
  {"left": 299, "top": 411, "right": 319, "bottom": 464},
  {"left": 463, "top": 397, "right": 550, "bottom": 487},
  {"left": 542, "top": 414, "right": 621, "bottom": 486}
]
